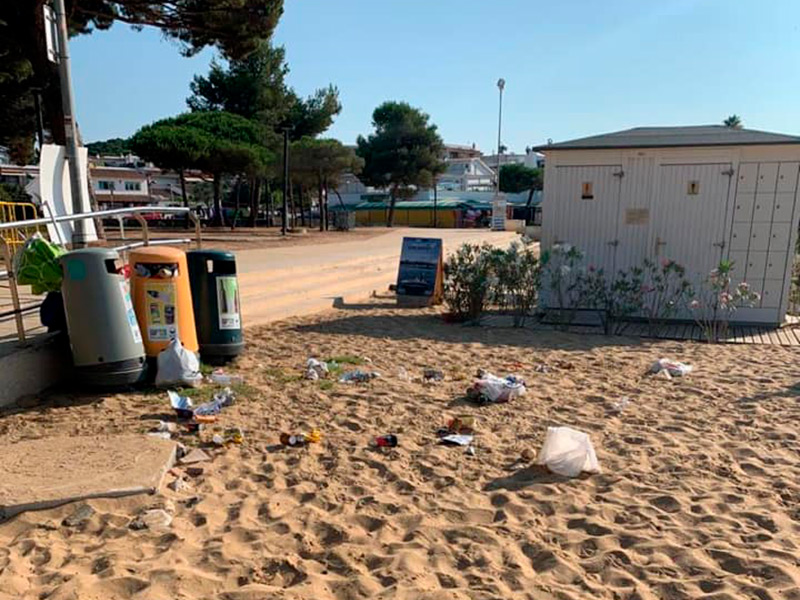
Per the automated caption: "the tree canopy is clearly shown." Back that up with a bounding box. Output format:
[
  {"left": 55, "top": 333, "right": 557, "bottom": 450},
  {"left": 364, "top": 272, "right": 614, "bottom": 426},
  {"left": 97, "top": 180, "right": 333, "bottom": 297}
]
[
  {"left": 356, "top": 101, "right": 445, "bottom": 226},
  {"left": 723, "top": 114, "right": 743, "bottom": 129},
  {"left": 187, "top": 41, "right": 341, "bottom": 140},
  {"left": 86, "top": 137, "right": 132, "bottom": 156},
  {"left": 133, "top": 111, "right": 269, "bottom": 225},
  {"left": 0, "top": 0, "right": 283, "bottom": 158},
  {"left": 499, "top": 163, "right": 542, "bottom": 194}
]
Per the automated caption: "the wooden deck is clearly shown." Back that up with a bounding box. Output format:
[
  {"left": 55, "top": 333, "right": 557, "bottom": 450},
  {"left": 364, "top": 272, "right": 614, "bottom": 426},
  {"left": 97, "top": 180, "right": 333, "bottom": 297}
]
[{"left": 482, "top": 314, "right": 800, "bottom": 347}]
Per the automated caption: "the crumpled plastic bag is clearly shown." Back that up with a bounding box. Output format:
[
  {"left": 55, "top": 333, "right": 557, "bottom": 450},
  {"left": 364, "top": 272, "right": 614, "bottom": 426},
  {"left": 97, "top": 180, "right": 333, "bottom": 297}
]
[
  {"left": 13, "top": 233, "right": 66, "bottom": 295},
  {"left": 194, "top": 387, "right": 235, "bottom": 416},
  {"left": 650, "top": 358, "right": 692, "bottom": 378},
  {"left": 535, "top": 426, "right": 600, "bottom": 478},
  {"left": 467, "top": 372, "right": 526, "bottom": 404},
  {"left": 155, "top": 338, "right": 202, "bottom": 388},
  {"left": 339, "top": 369, "right": 379, "bottom": 383},
  {"left": 305, "top": 358, "right": 329, "bottom": 380}
]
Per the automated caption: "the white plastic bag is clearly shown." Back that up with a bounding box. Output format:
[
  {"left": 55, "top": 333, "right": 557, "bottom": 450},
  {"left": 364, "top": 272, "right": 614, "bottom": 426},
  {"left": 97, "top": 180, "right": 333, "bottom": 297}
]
[
  {"left": 650, "top": 358, "right": 692, "bottom": 378},
  {"left": 535, "top": 426, "right": 600, "bottom": 478},
  {"left": 305, "top": 358, "right": 329, "bottom": 380},
  {"left": 155, "top": 338, "right": 202, "bottom": 388},
  {"left": 469, "top": 372, "right": 526, "bottom": 403}
]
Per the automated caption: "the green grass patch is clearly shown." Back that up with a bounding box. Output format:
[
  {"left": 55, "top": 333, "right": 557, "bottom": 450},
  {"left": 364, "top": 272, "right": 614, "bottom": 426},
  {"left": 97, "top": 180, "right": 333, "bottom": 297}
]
[
  {"left": 263, "top": 366, "right": 301, "bottom": 384},
  {"left": 318, "top": 380, "right": 335, "bottom": 391},
  {"left": 327, "top": 355, "right": 365, "bottom": 366}
]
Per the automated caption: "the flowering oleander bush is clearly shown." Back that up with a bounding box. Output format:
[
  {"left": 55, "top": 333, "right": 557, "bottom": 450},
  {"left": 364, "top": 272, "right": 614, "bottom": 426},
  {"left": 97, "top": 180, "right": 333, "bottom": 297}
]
[
  {"left": 688, "top": 260, "right": 760, "bottom": 342},
  {"left": 443, "top": 243, "right": 497, "bottom": 323},
  {"left": 640, "top": 257, "right": 693, "bottom": 334},
  {"left": 491, "top": 241, "right": 542, "bottom": 327},
  {"left": 541, "top": 244, "right": 584, "bottom": 329},
  {"left": 577, "top": 265, "right": 645, "bottom": 335}
]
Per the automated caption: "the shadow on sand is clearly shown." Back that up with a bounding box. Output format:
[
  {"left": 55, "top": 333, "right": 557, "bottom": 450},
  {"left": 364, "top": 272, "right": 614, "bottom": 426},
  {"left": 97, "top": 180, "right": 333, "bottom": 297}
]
[
  {"left": 483, "top": 464, "right": 569, "bottom": 491},
  {"left": 292, "top": 310, "right": 644, "bottom": 350}
]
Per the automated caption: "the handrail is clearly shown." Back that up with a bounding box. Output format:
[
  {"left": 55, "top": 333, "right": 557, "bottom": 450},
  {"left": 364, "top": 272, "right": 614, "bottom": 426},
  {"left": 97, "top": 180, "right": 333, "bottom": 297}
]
[
  {"left": 0, "top": 205, "right": 195, "bottom": 231},
  {"left": 0, "top": 205, "right": 203, "bottom": 344}
]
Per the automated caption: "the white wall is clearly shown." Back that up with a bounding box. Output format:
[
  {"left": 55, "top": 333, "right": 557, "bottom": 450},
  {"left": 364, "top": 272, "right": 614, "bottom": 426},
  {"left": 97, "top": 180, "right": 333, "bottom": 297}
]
[{"left": 541, "top": 144, "right": 800, "bottom": 324}]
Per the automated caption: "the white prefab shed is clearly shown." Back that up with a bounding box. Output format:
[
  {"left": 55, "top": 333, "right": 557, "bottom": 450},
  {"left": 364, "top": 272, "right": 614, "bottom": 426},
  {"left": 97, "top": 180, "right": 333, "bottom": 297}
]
[{"left": 535, "top": 126, "right": 800, "bottom": 325}]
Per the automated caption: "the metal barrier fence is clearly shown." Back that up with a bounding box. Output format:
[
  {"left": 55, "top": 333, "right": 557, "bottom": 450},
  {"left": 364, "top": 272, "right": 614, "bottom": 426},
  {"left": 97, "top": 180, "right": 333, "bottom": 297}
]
[
  {"left": 0, "top": 201, "right": 42, "bottom": 253},
  {"left": 0, "top": 206, "right": 201, "bottom": 343}
]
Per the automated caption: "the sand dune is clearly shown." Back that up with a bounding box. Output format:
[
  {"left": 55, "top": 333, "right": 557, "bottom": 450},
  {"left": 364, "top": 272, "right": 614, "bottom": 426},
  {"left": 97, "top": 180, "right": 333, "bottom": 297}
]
[{"left": 1, "top": 302, "right": 800, "bottom": 599}]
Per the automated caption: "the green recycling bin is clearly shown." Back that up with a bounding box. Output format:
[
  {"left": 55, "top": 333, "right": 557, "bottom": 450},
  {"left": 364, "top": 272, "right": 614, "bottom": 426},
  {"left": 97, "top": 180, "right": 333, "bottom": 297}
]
[
  {"left": 186, "top": 250, "right": 244, "bottom": 361},
  {"left": 60, "top": 248, "right": 147, "bottom": 386}
]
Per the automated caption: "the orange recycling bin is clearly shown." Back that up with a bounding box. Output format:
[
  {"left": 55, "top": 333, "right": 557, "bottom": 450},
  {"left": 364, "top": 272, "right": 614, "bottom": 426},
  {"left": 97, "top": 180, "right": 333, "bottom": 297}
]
[{"left": 129, "top": 246, "right": 199, "bottom": 357}]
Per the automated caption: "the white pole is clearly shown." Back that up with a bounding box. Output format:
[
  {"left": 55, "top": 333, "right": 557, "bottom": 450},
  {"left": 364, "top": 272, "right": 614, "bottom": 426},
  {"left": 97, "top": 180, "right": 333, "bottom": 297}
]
[
  {"left": 53, "top": 0, "right": 88, "bottom": 247},
  {"left": 496, "top": 78, "right": 505, "bottom": 194}
]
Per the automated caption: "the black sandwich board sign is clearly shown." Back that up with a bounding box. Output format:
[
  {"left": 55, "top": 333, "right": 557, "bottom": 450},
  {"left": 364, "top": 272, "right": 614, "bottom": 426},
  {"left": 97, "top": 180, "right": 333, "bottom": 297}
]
[{"left": 396, "top": 237, "right": 444, "bottom": 307}]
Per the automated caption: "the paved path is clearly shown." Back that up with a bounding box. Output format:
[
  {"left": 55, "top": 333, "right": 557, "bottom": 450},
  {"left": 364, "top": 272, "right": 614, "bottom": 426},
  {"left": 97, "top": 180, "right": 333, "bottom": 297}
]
[
  {"left": 235, "top": 228, "right": 518, "bottom": 325},
  {"left": 0, "top": 228, "right": 518, "bottom": 352}
]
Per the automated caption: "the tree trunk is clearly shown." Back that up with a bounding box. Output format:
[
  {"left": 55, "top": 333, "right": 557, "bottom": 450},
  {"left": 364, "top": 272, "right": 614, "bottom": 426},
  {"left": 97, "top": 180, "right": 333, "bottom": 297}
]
[
  {"left": 249, "top": 177, "right": 259, "bottom": 228},
  {"left": 289, "top": 178, "right": 296, "bottom": 230},
  {"left": 265, "top": 180, "right": 273, "bottom": 227},
  {"left": 298, "top": 183, "right": 307, "bottom": 227},
  {"left": 231, "top": 177, "right": 243, "bottom": 231},
  {"left": 318, "top": 172, "right": 325, "bottom": 232},
  {"left": 179, "top": 168, "right": 190, "bottom": 229},
  {"left": 323, "top": 177, "right": 330, "bottom": 231},
  {"left": 212, "top": 174, "right": 225, "bottom": 227},
  {"left": 387, "top": 187, "right": 396, "bottom": 228}
]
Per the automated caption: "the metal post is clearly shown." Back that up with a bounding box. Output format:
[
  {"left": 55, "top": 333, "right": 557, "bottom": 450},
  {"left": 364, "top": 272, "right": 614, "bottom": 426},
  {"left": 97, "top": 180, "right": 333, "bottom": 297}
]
[
  {"left": 433, "top": 183, "right": 438, "bottom": 228},
  {"left": 281, "top": 128, "right": 290, "bottom": 236},
  {"left": 496, "top": 78, "right": 505, "bottom": 194},
  {"left": 1, "top": 239, "right": 26, "bottom": 342},
  {"left": 53, "top": 0, "right": 88, "bottom": 247}
]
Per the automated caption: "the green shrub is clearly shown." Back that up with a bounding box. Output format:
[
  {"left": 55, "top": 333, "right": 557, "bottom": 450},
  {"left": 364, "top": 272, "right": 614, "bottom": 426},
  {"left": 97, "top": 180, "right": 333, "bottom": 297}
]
[{"left": 443, "top": 243, "right": 497, "bottom": 323}]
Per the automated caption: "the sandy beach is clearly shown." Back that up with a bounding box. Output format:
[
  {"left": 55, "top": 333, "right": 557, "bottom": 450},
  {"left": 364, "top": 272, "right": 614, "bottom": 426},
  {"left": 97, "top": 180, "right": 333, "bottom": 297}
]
[{"left": 1, "top": 301, "right": 799, "bottom": 599}]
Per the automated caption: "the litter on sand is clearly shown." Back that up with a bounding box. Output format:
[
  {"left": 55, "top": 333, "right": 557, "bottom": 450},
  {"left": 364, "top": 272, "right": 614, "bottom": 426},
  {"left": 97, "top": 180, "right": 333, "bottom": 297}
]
[
  {"left": 193, "top": 387, "right": 235, "bottom": 416},
  {"left": 168, "top": 390, "right": 194, "bottom": 420},
  {"left": 535, "top": 426, "right": 601, "bottom": 478},
  {"left": 155, "top": 338, "right": 202, "bottom": 388},
  {"left": 649, "top": 358, "right": 693, "bottom": 378},
  {"left": 305, "top": 358, "right": 329, "bottom": 380},
  {"left": 210, "top": 369, "right": 244, "bottom": 385},
  {"left": 440, "top": 434, "right": 474, "bottom": 446},
  {"left": 466, "top": 371, "right": 526, "bottom": 404},
  {"left": 339, "top": 369, "right": 380, "bottom": 384},
  {"left": 610, "top": 397, "right": 631, "bottom": 413},
  {"left": 423, "top": 369, "right": 444, "bottom": 382}
]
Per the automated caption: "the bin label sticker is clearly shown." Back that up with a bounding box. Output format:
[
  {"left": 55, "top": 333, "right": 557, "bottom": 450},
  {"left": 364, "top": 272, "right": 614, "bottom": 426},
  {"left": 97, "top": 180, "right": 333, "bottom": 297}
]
[
  {"left": 119, "top": 280, "right": 143, "bottom": 344},
  {"left": 144, "top": 281, "right": 178, "bottom": 342},
  {"left": 216, "top": 276, "right": 241, "bottom": 330}
]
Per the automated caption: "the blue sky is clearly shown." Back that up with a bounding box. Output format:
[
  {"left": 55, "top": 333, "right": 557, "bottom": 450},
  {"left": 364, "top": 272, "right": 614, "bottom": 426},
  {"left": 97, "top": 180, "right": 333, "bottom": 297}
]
[{"left": 72, "top": 0, "right": 800, "bottom": 152}]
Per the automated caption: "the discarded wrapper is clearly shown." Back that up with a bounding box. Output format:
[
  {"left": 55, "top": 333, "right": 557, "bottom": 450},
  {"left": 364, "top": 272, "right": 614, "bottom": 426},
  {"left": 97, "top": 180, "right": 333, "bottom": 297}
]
[
  {"left": 339, "top": 369, "right": 380, "bottom": 384},
  {"left": 649, "top": 358, "right": 692, "bottom": 378},
  {"left": 440, "top": 434, "right": 474, "bottom": 446},
  {"left": 168, "top": 390, "right": 194, "bottom": 420}
]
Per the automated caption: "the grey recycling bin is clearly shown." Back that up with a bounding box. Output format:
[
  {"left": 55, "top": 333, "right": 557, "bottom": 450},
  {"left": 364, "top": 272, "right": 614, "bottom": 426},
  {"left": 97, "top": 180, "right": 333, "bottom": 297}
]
[{"left": 60, "top": 248, "right": 147, "bottom": 386}]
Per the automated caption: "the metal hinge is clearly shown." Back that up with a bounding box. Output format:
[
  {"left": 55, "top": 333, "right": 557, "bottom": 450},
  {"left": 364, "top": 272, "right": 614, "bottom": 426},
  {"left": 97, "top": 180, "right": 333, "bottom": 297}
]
[
  {"left": 613, "top": 170, "right": 625, "bottom": 178},
  {"left": 721, "top": 168, "right": 735, "bottom": 177},
  {"left": 607, "top": 239, "right": 619, "bottom": 247},
  {"left": 713, "top": 240, "right": 726, "bottom": 249}
]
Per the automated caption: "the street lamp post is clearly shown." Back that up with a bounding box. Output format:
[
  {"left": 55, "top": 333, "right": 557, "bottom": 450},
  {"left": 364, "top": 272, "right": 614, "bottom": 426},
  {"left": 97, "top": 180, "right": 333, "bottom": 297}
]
[{"left": 496, "top": 78, "right": 505, "bottom": 194}]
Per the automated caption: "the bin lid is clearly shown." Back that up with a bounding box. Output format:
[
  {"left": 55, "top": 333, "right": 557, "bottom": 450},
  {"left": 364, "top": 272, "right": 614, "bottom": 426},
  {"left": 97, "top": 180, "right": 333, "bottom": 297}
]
[
  {"left": 60, "top": 247, "right": 120, "bottom": 262},
  {"left": 187, "top": 249, "right": 236, "bottom": 261},
  {"left": 129, "top": 246, "right": 186, "bottom": 262}
]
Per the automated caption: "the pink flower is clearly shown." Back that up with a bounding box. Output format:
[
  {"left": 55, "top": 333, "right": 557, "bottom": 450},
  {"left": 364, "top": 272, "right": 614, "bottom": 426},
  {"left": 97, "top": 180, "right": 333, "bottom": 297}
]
[
  {"left": 660, "top": 257, "right": 671, "bottom": 268},
  {"left": 588, "top": 265, "right": 595, "bottom": 272},
  {"left": 689, "top": 299, "right": 701, "bottom": 309},
  {"left": 738, "top": 282, "right": 750, "bottom": 291}
]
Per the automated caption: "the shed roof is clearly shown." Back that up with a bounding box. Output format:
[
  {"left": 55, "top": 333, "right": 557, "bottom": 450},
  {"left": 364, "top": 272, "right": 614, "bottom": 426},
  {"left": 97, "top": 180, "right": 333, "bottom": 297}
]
[{"left": 533, "top": 126, "right": 800, "bottom": 151}]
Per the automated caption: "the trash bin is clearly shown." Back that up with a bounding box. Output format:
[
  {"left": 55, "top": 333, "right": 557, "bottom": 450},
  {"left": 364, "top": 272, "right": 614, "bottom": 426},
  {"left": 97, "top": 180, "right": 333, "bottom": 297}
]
[
  {"left": 129, "top": 246, "right": 199, "bottom": 357},
  {"left": 187, "top": 249, "right": 244, "bottom": 360},
  {"left": 60, "top": 248, "right": 147, "bottom": 386}
]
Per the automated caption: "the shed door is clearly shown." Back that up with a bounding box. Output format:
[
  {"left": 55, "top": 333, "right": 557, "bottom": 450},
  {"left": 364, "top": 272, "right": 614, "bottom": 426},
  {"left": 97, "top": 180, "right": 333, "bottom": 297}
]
[
  {"left": 651, "top": 163, "right": 733, "bottom": 280},
  {"left": 549, "top": 165, "right": 622, "bottom": 274}
]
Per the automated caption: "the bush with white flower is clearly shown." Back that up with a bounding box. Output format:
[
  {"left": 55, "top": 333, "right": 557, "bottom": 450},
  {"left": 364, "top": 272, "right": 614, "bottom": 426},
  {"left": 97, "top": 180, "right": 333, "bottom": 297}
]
[
  {"left": 688, "top": 260, "right": 760, "bottom": 342},
  {"left": 641, "top": 257, "right": 693, "bottom": 334},
  {"left": 443, "top": 243, "right": 499, "bottom": 323},
  {"left": 491, "top": 241, "right": 542, "bottom": 327},
  {"left": 540, "top": 243, "right": 584, "bottom": 329}
]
